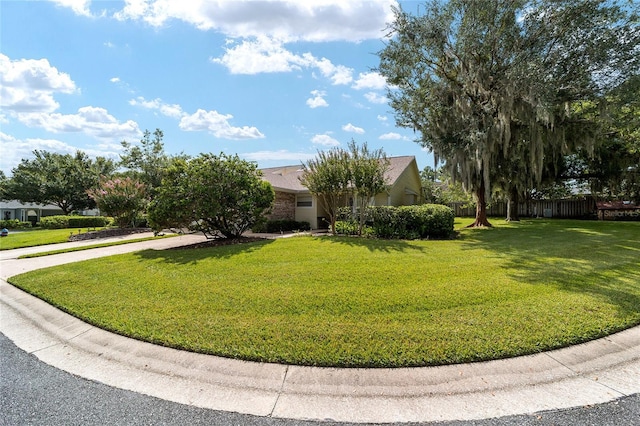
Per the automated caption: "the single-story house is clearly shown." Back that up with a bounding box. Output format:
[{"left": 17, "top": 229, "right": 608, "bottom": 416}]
[
  {"left": 0, "top": 200, "right": 64, "bottom": 224},
  {"left": 261, "top": 156, "right": 423, "bottom": 229},
  {"left": 0, "top": 200, "right": 100, "bottom": 224}
]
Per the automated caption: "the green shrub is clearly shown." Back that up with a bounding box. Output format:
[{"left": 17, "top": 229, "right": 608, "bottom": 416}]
[
  {"left": 335, "top": 220, "right": 374, "bottom": 237},
  {"left": 369, "top": 204, "right": 454, "bottom": 239},
  {"left": 335, "top": 220, "right": 360, "bottom": 235},
  {"left": 40, "top": 215, "right": 111, "bottom": 229},
  {"left": 368, "top": 206, "right": 398, "bottom": 238},
  {"left": 135, "top": 216, "right": 148, "bottom": 228},
  {"left": 0, "top": 219, "right": 32, "bottom": 230},
  {"left": 39, "top": 216, "right": 70, "bottom": 229},
  {"left": 254, "top": 219, "right": 311, "bottom": 233}
]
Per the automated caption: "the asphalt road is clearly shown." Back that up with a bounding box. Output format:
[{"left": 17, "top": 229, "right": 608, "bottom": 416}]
[{"left": 1, "top": 333, "right": 638, "bottom": 426}]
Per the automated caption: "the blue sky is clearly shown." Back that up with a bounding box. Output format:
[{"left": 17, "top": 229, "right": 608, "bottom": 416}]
[{"left": 1, "top": 0, "right": 433, "bottom": 176}]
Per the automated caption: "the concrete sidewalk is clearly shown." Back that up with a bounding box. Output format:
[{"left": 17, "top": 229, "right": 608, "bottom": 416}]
[{"left": 1, "top": 236, "right": 638, "bottom": 423}]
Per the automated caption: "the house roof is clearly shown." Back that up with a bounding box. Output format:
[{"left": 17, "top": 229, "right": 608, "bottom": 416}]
[
  {"left": 0, "top": 200, "right": 63, "bottom": 210},
  {"left": 260, "top": 156, "right": 418, "bottom": 193},
  {"left": 260, "top": 165, "right": 308, "bottom": 192}
]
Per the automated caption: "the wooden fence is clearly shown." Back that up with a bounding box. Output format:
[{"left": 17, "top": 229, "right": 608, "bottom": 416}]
[{"left": 448, "top": 197, "right": 598, "bottom": 219}]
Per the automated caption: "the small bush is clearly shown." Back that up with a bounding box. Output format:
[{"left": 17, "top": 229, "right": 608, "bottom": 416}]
[
  {"left": 335, "top": 220, "right": 374, "bottom": 237},
  {"left": 253, "top": 219, "right": 311, "bottom": 233},
  {"left": 134, "top": 216, "right": 148, "bottom": 228},
  {"left": 369, "top": 204, "right": 454, "bottom": 239},
  {"left": 335, "top": 220, "right": 360, "bottom": 235},
  {"left": 0, "top": 219, "right": 32, "bottom": 230},
  {"left": 40, "top": 215, "right": 111, "bottom": 229}
]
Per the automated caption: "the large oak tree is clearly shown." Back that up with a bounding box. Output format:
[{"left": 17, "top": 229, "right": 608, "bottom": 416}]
[{"left": 378, "top": 0, "right": 639, "bottom": 226}]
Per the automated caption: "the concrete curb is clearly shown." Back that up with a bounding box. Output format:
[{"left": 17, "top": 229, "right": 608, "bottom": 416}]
[{"left": 1, "top": 237, "right": 638, "bottom": 423}]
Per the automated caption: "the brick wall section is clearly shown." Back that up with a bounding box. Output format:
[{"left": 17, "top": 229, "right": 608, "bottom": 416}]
[{"left": 268, "top": 191, "right": 296, "bottom": 221}]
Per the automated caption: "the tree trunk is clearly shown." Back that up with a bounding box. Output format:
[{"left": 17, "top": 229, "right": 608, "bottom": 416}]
[
  {"left": 506, "top": 186, "right": 520, "bottom": 222},
  {"left": 467, "top": 182, "right": 492, "bottom": 227}
]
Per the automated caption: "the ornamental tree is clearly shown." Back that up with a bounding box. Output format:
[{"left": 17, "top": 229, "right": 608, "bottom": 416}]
[
  {"left": 87, "top": 177, "right": 147, "bottom": 228},
  {"left": 348, "top": 141, "right": 390, "bottom": 235},
  {"left": 299, "top": 147, "right": 351, "bottom": 234},
  {"left": 148, "top": 153, "right": 274, "bottom": 239}
]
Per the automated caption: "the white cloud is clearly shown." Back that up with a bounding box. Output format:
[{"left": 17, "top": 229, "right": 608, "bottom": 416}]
[
  {"left": 129, "top": 97, "right": 263, "bottom": 140},
  {"left": 17, "top": 106, "right": 142, "bottom": 141},
  {"left": 212, "top": 38, "right": 354, "bottom": 86},
  {"left": 364, "top": 91, "right": 388, "bottom": 104},
  {"left": 379, "top": 132, "right": 401, "bottom": 140},
  {"left": 314, "top": 57, "right": 353, "bottom": 85},
  {"left": 342, "top": 123, "right": 365, "bottom": 134},
  {"left": 379, "top": 132, "right": 409, "bottom": 141},
  {"left": 129, "top": 96, "right": 184, "bottom": 119},
  {"left": 242, "top": 150, "right": 316, "bottom": 163},
  {"left": 0, "top": 53, "right": 77, "bottom": 113},
  {"left": 377, "top": 115, "right": 388, "bottom": 122},
  {"left": 49, "top": 0, "right": 93, "bottom": 17},
  {"left": 311, "top": 133, "right": 340, "bottom": 147},
  {"left": 306, "top": 90, "right": 328, "bottom": 108},
  {"left": 352, "top": 71, "right": 387, "bottom": 90},
  {"left": 112, "top": 0, "right": 396, "bottom": 43},
  {"left": 212, "top": 36, "right": 312, "bottom": 74},
  {"left": 0, "top": 131, "right": 120, "bottom": 176},
  {"left": 179, "top": 109, "right": 265, "bottom": 140},
  {"left": 110, "top": 77, "right": 120, "bottom": 83}
]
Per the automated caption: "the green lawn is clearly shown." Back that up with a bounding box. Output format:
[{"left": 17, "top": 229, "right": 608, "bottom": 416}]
[
  {"left": 0, "top": 228, "right": 79, "bottom": 250},
  {"left": 8, "top": 219, "right": 640, "bottom": 367}
]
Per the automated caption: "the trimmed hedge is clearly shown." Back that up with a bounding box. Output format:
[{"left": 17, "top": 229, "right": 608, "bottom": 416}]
[
  {"left": 39, "top": 215, "right": 112, "bottom": 229},
  {"left": 0, "top": 219, "right": 32, "bottom": 230},
  {"left": 369, "top": 204, "right": 455, "bottom": 239},
  {"left": 253, "top": 219, "right": 311, "bottom": 233}
]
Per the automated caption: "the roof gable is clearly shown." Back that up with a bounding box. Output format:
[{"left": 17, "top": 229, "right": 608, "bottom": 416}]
[{"left": 261, "top": 156, "right": 419, "bottom": 193}]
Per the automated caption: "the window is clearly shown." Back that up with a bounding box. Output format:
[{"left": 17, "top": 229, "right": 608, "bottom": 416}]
[{"left": 297, "top": 195, "right": 312, "bottom": 207}]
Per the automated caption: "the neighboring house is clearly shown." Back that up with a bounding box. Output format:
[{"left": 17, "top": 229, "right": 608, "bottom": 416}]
[
  {"left": 0, "top": 200, "right": 100, "bottom": 224},
  {"left": 261, "top": 156, "right": 423, "bottom": 229},
  {"left": 0, "top": 200, "right": 64, "bottom": 224}
]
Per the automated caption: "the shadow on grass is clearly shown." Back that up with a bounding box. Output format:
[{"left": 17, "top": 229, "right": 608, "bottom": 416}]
[
  {"left": 132, "top": 238, "right": 276, "bottom": 265},
  {"left": 317, "top": 235, "right": 428, "bottom": 253},
  {"left": 460, "top": 219, "right": 640, "bottom": 320}
]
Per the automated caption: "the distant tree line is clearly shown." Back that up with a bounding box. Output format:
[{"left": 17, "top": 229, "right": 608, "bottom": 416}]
[{"left": 1, "top": 129, "right": 273, "bottom": 238}]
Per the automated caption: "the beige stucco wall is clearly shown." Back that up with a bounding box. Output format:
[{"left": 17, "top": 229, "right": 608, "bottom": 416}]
[
  {"left": 295, "top": 194, "right": 320, "bottom": 229},
  {"left": 374, "top": 160, "right": 423, "bottom": 206}
]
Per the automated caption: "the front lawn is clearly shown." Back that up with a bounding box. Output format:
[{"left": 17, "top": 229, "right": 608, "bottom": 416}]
[
  {"left": 0, "top": 228, "right": 79, "bottom": 250},
  {"left": 8, "top": 219, "right": 640, "bottom": 367}
]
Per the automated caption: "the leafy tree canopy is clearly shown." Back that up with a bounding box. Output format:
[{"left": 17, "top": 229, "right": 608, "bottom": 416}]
[
  {"left": 300, "top": 141, "right": 390, "bottom": 234},
  {"left": 378, "top": 0, "right": 640, "bottom": 226},
  {"left": 87, "top": 177, "right": 148, "bottom": 228},
  {"left": 5, "top": 150, "right": 116, "bottom": 214},
  {"left": 148, "top": 153, "right": 274, "bottom": 239},
  {"left": 299, "top": 147, "right": 352, "bottom": 234},
  {"left": 119, "top": 129, "right": 187, "bottom": 199},
  {"left": 348, "top": 141, "right": 390, "bottom": 235}
]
